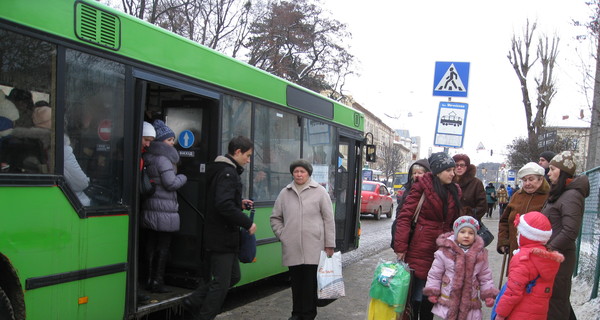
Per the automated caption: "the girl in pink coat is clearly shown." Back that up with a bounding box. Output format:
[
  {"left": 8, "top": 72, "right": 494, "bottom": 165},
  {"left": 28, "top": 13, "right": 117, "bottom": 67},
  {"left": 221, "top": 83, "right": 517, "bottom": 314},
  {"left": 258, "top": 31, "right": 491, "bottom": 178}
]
[
  {"left": 424, "top": 216, "right": 498, "bottom": 320},
  {"left": 494, "top": 211, "right": 564, "bottom": 320}
]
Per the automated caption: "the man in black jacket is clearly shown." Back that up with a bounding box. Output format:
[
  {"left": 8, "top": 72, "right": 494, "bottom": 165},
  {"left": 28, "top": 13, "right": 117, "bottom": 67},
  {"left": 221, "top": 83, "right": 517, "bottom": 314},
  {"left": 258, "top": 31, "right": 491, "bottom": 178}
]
[{"left": 184, "top": 136, "right": 256, "bottom": 320}]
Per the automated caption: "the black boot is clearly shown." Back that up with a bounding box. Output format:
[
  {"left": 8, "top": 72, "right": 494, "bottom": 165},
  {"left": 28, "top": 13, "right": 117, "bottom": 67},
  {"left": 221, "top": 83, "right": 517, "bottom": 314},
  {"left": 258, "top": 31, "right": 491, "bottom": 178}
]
[
  {"left": 182, "top": 283, "right": 207, "bottom": 315},
  {"left": 148, "top": 250, "right": 171, "bottom": 293}
]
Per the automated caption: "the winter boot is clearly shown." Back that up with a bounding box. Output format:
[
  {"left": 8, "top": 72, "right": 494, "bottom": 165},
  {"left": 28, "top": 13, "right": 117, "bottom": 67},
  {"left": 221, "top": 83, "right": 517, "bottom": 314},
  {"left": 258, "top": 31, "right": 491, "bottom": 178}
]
[{"left": 148, "top": 250, "right": 170, "bottom": 293}]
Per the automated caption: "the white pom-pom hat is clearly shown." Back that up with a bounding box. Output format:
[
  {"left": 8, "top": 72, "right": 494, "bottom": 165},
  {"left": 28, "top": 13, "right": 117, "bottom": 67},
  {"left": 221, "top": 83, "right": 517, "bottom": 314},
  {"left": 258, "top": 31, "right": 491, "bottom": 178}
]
[{"left": 516, "top": 211, "right": 552, "bottom": 245}]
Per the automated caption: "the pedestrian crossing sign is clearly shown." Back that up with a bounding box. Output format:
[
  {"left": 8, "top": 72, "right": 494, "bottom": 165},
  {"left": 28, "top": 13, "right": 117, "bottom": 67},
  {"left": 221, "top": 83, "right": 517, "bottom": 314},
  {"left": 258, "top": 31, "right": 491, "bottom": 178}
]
[{"left": 433, "top": 61, "right": 470, "bottom": 97}]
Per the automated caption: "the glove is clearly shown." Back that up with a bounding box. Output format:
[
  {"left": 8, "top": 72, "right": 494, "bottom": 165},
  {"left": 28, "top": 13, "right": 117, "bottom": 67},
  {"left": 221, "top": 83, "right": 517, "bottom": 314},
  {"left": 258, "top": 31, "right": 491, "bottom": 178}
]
[
  {"left": 427, "top": 295, "right": 438, "bottom": 304},
  {"left": 485, "top": 297, "right": 495, "bottom": 307}
]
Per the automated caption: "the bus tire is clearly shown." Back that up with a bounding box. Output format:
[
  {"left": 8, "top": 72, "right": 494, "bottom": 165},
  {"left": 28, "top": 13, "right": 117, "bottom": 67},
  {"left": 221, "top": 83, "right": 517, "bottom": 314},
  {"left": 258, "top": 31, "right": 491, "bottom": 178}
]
[
  {"left": 0, "top": 285, "right": 15, "bottom": 320},
  {"left": 374, "top": 207, "right": 381, "bottom": 220}
]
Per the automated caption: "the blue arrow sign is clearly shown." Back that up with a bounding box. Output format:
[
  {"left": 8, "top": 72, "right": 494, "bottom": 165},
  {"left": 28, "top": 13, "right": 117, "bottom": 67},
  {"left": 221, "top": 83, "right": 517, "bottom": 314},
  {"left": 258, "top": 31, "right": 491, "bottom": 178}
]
[
  {"left": 433, "top": 61, "right": 470, "bottom": 97},
  {"left": 178, "top": 130, "right": 195, "bottom": 149}
]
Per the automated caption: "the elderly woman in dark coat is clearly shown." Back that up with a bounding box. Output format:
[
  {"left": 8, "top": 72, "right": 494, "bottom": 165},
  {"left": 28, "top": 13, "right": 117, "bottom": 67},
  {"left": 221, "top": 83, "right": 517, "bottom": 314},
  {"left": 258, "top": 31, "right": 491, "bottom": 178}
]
[
  {"left": 393, "top": 152, "right": 461, "bottom": 320},
  {"left": 142, "top": 120, "right": 187, "bottom": 293},
  {"left": 452, "top": 154, "right": 487, "bottom": 221},
  {"left": 542, "top": 151, "right": 589, "bottom": 320}
]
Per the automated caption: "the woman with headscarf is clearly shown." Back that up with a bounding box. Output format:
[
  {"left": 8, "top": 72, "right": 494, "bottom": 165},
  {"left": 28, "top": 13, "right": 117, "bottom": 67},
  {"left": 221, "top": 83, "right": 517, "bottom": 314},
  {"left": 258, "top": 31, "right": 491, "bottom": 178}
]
[
  {"left": 452, "top": 154, "right": 487, "bottom": 221},
  {"left": 390, "top": 159, "right": 430, "bottom": 248},
  {"left": 542, "top": 151, "right": 590, "bottom": 320},
  {"left": 393, "top": 152, "right": 462, "bottom": 320},
  {"left": 497, "top": 162, "right": 550, "bottom": 262},
  {"left": 270, "top": 159, "right": 335, "bottom": 320}
]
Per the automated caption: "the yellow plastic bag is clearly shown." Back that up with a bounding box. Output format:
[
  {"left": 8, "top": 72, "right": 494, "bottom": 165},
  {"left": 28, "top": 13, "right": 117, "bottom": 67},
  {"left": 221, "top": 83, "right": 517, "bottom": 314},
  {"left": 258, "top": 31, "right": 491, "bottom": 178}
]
[{"left": 367, "top": 298, "right": 397, "bottom": 320}]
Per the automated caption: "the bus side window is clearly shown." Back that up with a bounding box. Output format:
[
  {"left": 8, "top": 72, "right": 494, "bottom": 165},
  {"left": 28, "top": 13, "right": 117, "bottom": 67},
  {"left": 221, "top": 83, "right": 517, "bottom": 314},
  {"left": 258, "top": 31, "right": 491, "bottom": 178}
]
[
  {"left": 64, "top": 49, "right": 126, "bottom": 207},
  {"left": 0, "top": 28, "right": 56, "bottom": 174}
]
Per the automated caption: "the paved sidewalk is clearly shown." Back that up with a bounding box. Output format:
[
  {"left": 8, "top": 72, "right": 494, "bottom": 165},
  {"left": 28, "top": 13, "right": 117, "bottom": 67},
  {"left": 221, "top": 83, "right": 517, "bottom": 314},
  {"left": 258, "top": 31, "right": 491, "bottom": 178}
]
[{"left": 216, "top": 216, "right": 503, "bottom": 320}]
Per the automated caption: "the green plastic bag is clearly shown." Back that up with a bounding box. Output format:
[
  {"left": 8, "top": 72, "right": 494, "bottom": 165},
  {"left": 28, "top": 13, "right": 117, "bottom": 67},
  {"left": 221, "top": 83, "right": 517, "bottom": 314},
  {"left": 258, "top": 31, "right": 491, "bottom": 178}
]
[{"left": 369, "top": 260, "right": 411, "bottom": 312}]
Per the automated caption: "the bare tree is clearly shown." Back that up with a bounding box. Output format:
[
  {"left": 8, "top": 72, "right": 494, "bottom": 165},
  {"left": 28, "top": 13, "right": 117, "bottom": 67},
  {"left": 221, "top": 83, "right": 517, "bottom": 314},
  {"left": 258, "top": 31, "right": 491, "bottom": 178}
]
[
  {"left": 378, "top": 143, "right": 408, "bottom": 184},
  {"left": 507, "top": 19, "right": 560, "bottom": 161},
  {"left": 245, "top": 0, "right": 354, "bottom": 95},
  {"left": 108, "top": 0, "right": 258, "bottom": 56}
]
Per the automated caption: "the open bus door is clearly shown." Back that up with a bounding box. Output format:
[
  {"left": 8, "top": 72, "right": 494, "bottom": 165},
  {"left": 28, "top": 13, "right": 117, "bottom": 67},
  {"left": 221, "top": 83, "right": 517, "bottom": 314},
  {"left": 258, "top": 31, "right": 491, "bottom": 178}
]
[
  {"left": 334, "top": 135, "right": 362, "bottom": 252},
  {"left": 130, "top": 70, "right": 220, "bottom": 316}
]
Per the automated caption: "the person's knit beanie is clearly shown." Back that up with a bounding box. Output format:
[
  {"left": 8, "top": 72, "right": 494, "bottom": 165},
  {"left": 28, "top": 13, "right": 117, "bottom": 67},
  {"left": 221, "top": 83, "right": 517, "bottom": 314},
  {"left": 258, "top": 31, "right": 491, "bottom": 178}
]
[
  {"left": 428, "top": 152, "right": 455, "bottom": 175},
  {"left": 143, "top": 121, "right": 156, "bottom": 138},
  {"left": 517, "top": 162, "right": 545, "bottom": 179},
  {"left": 515, "top": 211, "right": 552, "bottom": 246},
  {"left": 452, "top": 154, "right": 471, "bottom": 167},
  {"left": 549, "top": 151, "right": 576, "bottom": 176},
  {"left": 539, "top": 151, "right": 557, "bottom": 163},
  {"left": 453, "top": 215, "right": 480, "bottom": 238},
  {"left": 152, "top": 119, "right": 175, "bottom": 142},
  {"left": 289, "top": 159, "right": 313, "bottom": 176}
]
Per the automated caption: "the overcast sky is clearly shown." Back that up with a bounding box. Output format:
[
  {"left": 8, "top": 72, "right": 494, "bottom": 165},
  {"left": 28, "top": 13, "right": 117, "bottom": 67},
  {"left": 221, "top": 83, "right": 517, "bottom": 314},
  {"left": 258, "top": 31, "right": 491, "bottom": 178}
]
[{"left": 323, "top": 0, "right": 594, "bottom": 164}]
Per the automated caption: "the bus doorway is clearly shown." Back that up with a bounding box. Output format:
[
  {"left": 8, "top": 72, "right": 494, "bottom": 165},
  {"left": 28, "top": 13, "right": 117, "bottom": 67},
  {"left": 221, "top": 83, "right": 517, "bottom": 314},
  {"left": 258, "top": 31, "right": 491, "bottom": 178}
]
[
  {"left": 132, "top": 73, "right": 220, "bottom": 315},
  {"left": 334, "top": 136, "right": 361, "bottom": 252}
]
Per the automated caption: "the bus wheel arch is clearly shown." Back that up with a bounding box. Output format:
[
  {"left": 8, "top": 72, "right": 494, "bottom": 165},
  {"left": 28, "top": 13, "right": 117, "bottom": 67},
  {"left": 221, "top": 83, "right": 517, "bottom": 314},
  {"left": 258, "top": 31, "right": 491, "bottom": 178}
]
[{"left": 0, "top": 253, "right": 25, "bottom": 320}]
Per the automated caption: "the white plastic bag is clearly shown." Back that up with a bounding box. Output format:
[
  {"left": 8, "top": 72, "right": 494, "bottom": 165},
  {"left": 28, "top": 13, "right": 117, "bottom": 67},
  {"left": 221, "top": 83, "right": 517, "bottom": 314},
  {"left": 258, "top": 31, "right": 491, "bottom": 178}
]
[{"left": 317, "top": 250, "right": 345, "bottom": 299}]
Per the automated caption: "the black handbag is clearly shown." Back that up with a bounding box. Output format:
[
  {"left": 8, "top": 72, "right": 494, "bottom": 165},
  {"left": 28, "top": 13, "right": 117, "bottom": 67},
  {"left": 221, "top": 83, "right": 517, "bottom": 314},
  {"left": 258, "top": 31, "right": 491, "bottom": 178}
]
[
  {"left": 477, "top": 220, "right": 494, "bottom": 247},
  {"left": 140, "top": 166, "right": 155, "bottom": 198},
  {"left": 239, "top": 208, "right": 257, "bottom": 263}
]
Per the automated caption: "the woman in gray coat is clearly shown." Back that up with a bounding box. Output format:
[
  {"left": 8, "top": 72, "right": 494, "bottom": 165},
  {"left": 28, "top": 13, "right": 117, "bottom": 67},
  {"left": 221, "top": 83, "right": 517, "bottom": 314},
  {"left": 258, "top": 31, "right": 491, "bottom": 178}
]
[
  {"left": 271, "top": 159, "right": 335, "bottom": 320},
  {"left": 542, "top": 151, "right": 589, "bottom": 320},
  {"left": 142, "top": 120, "right": 187, "bottom": 293}
]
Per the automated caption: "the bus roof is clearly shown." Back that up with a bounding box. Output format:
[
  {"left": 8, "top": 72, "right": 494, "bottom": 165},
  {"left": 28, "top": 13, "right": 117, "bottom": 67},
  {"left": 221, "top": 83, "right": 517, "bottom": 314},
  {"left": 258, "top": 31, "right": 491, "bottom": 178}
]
[{"left": 0, "top": 0, "right": 364, "bottom": 131}]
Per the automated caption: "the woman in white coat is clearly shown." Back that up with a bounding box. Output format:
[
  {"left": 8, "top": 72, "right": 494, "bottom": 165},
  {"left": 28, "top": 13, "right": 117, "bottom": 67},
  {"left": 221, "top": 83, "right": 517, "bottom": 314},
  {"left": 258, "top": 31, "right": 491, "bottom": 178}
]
[{"left": 270, "top": 159, "right": 335, "bottom": 320}]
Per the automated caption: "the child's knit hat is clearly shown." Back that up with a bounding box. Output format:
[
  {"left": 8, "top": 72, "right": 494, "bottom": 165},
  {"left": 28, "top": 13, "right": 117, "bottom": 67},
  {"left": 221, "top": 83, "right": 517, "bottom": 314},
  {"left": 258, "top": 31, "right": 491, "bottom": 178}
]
[
  {"left": 515, "top": 211, "right": 552, "bottom": 246},
  {"left": 453, "top": 215, "right": 479, "bottom": 238},
  {"left": 153, "top": 119, "right": 175, "bottom": 142}
]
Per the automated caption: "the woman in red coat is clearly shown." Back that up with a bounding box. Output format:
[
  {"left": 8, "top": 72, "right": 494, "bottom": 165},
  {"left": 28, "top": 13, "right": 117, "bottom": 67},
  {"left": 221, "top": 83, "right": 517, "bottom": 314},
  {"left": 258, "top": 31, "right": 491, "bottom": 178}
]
[{"left": 393, "top": 152, "right": 462, "bottom": 320}]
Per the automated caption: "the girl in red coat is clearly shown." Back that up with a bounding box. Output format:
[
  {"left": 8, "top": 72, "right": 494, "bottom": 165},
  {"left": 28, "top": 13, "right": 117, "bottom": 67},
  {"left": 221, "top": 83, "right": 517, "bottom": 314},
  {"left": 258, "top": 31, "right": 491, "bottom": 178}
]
[
  {"left": 494, "top": 211, "right": 564, "bottom": 320},
  {"left": 394, "top": 152, "right": 462, "bottom": 319}
]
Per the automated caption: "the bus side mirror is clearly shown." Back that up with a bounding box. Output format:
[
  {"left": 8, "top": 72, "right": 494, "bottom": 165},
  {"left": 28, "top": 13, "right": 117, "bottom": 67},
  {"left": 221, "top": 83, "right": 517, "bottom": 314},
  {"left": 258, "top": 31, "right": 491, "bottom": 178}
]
[{"left": 365, "top": 144, "right": 376, "bottom": 162}]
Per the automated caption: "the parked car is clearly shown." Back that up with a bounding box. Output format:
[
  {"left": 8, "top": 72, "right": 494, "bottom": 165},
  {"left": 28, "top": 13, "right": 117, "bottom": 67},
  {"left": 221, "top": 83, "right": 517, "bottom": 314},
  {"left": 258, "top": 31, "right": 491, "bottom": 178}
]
[{"left": 360, "top": 181, "right": 394, "bottom": 219}]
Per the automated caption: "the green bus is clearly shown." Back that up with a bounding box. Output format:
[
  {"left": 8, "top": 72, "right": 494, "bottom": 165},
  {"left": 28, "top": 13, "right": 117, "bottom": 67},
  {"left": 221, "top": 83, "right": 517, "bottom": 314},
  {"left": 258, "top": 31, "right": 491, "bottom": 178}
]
[{"left": 0, "top": 1, "right": 365, "bottom": 318}]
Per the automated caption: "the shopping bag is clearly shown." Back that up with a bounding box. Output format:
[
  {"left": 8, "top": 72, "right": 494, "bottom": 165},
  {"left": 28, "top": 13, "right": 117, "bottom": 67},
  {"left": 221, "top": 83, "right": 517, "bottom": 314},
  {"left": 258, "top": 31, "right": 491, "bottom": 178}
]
[
  {"left": 317, "top": 251, "right": 345, "bottom": 299},
  {"left": 369, "top": 260, "right": 411, "bottom": 313},
  {"left": 238, "top": 208, "right": 256, "bottom": 263}
]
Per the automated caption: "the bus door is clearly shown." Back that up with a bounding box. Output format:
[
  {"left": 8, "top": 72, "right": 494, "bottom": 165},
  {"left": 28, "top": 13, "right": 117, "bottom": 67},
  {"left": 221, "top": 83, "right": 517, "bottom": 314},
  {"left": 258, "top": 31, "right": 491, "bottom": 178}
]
[
  {"left": 132, "top": 70, "right": 220, "bottom": 310},
  {"left": 334, "top": 136, "right": 362, "bottom": 251}
]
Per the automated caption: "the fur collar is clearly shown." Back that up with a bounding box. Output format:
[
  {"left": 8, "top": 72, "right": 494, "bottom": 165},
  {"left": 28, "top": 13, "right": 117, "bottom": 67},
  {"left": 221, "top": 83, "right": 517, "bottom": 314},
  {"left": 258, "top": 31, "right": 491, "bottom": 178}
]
[{"left": 147, "top": 140, "right": 180, "bottom": 163}]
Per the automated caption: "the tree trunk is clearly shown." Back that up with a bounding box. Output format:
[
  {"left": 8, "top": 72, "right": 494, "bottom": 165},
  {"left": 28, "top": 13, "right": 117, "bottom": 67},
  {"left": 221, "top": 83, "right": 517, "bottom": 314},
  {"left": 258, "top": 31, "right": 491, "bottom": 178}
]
[{"left": 586, "top": 33, "right": 600, "bottom": 170}]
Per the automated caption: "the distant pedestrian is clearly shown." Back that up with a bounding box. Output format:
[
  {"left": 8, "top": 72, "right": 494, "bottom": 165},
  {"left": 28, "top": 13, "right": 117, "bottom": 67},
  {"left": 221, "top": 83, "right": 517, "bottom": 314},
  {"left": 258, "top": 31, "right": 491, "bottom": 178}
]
[
  {"left": 485, "top": 183, "right": 496, "bottom": 218},
  {"left": 542, "top": 151, "right": 590, "bottom": 320},
  {"left": 506, "top": 185, "right": 514, "bottom": 199},
  {"left": 496, "top": 184, "right": 509, "bottom": 217},
  {"left": 452, "top": 154, "right": 487, "bottom": 221},
  {"left": 424, "top": 216, "right": 498, "bottom": 319},
  {"left": 538, "top": 151, "right": 556, "bottom": 183},
  {"left": 494, "top": 211, "right": 564, "bottom": 320}
]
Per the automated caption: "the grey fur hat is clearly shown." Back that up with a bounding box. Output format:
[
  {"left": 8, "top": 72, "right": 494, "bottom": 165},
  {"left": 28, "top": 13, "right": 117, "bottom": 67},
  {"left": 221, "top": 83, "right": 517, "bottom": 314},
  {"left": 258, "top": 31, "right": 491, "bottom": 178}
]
[{"left": 289, "top": 159, "right": 313, "bottom": 176}]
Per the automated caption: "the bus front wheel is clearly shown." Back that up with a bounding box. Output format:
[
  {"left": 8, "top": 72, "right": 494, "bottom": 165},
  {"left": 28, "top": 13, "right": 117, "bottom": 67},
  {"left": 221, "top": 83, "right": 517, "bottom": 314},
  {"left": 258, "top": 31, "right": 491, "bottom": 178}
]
[{"left": 0, "top": 286, "right": 15, "bottom": 320}]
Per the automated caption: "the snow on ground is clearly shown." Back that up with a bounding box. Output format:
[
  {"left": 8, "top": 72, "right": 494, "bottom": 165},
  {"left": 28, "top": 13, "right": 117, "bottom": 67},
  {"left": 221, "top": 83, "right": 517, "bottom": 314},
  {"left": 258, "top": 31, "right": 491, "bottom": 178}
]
[{"left": 572, "top": 275, "right": 600, "bottom": 320}]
